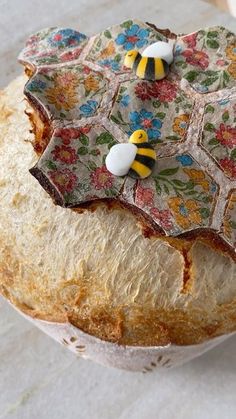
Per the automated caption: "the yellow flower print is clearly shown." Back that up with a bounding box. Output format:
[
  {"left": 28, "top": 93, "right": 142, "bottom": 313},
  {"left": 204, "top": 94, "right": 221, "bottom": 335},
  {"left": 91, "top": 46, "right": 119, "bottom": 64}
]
[
  {"left": 225, "top": 43, "right": 236, "bottom": 61},
  {"left": 227, "top": 62, "right": 236, "bottom": 80},
  {"left": 46, "top": 86, "right": 78, "bottom": 111},
  {"left": 84, "top": 74, "right": 100, "bottom": 92},
  {"left": 99, "top": 40, "right": 115, "bottom": 59},
  {"left": 172, "top": 114, "right": 190, "bottom": 136},
  {"left": 223, "top": 216, "right": 232, "bottom": 239},
  {"left": 168, "top": 196, "right": 202, "bottom": 230},
  {"left": 183, "top": 168, "right": 210, "bottom": 192}
]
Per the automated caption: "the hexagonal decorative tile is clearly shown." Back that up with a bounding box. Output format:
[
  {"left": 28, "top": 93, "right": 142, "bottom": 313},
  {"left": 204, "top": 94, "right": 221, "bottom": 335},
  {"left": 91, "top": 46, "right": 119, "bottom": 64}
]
[
  {"left": 222, "top": 190, "right": 236, "bottom": 247},
  {"left": 86, "top": 19, "right": 166, "bottom": 74},
  {"left": 201, "top": 98, "right": 236, "bottom": 179},
  {"left": 30, "top": 125, "right": 123, "bottom": 206},
  {"left": 173, "top": 26, "right": 236, "bottom": 93},
  {"left": 25, "top": 65, "right": 109, "bottom": 121},
  {"left": 110, "top": 79, "right": 193, "bottom": 144},
  {"left": 19, "top": 20, "right": 236, "bottom": 258},
  {"left": 18, "top": 27, "right": 88, "bottom": 67},
  {"left": 131, "top": 153, "right": 218, "bottom": 235}
]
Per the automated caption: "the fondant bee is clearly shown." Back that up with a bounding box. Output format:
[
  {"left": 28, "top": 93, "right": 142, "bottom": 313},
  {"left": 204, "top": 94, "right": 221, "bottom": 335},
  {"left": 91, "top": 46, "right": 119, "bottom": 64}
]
[
  {"left": 105, "top": 130, "right": 156, "bottom": 179},
  {"left": 124, "top": 41, "right": 173, "bottom": 81}
]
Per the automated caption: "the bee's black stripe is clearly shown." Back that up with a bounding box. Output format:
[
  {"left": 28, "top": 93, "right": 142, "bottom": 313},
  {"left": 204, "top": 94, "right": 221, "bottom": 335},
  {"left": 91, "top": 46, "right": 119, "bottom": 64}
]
[
  {"left": 128, "top": 168, "right": 140, "bottom": 179},
  {"left": 162, "top": 59, "right": 169, "bottom": 76},
  {"left": 135, "top": 143, "right": 155, "bottom": 149},
  {"left": 144, "top": 57, "right": 155, "bottom": 81},
  {"left": 132, "top": 52, "right": 142, "bottom": 71},
  {"left": 135, "top": 154, "right": 156, "bottom": 168}
]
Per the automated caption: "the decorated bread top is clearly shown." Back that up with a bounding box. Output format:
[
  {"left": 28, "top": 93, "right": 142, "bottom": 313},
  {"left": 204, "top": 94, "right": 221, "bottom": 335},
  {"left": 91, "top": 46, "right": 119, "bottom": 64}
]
[{"left": 18, "top": 20, "right": 236, "bottom": 259}]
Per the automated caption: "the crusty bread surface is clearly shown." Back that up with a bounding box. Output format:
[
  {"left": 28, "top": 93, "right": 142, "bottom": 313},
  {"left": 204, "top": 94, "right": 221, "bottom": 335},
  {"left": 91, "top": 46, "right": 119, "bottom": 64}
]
[{"left": 1, "top": 75, "right": 236, "bottom": 346}]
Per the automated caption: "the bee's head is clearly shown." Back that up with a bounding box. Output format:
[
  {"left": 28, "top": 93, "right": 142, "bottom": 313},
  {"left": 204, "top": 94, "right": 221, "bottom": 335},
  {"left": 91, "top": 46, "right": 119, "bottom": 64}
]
[
  {"left": 129, "top": 129, "right": 148, "bottom": 144},
  {"left": 124, "top": 50, "right": 140, "bottom": 68}
]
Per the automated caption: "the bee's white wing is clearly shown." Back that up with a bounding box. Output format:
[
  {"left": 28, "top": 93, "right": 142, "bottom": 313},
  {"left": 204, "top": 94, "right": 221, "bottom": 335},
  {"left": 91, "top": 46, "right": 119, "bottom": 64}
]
[
  {"left": 142, "top": 41, "right": 173, "bottom": 64},
  {"left": 105, "top": 143, "right": 137, "bottom": 176}
]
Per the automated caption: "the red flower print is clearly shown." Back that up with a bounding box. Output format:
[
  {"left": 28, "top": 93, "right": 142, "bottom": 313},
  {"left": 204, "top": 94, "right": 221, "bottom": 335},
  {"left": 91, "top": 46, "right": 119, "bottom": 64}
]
[
  {"left": 83, "top": 66, "right": 91, "bottom": 75},
  {"left": 26, "top": 35, "right": 40, "bottom": 47},
  {"left": 182, "top": 49, "right": 209, "bottom": 70},
  {"left": 216, "top": 123, "right": 236, "bottom": 149},
  {"left": 135, "top": 81, "right": 152, "bottom": 100},
  {"left": 49, "top": 168, "right": 78, "bottom": 193},
  {"left": 182, "top": 33, "right": 197, "bottom": 48},
  {"left": 135, "top": 79, "right": 177, "bottom": 102},
  {"left": 219, "top": 158, "right": 236, "bottom": 179},
  {"left": 148, "top": 79, "right": 177, "bottom": 102},
  {"left": 136, "top": 185, "right": 154, "bottom": 207},
  {"left": 56, "top": 126, "right": 91, "bottom": 144},
  {"left": 150, "top": 207, "right": 173, "bottom": 230},
  {"left": 90, "top": 166, "right": 114, "bottom": 190},
  {"left": 60, "top": 48, "right": 82, "bottom": 62},
  {"left": 52, "top": 145, "right": 78, "bottom": 164},
  {"left": 216, "top": 59, "right": 227, "bottom": 67}
]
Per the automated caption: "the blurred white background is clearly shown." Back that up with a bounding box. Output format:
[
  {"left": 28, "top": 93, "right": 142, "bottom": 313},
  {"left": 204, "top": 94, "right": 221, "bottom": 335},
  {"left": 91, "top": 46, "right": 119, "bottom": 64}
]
[{"left": 0, "top": 1, "right": 236, "bottom": 418}]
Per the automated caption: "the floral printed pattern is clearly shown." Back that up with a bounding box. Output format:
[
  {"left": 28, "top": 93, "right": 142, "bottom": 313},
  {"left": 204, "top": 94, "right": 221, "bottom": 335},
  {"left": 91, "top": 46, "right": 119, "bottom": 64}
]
[
  {"left": 19, "top": 27, "right": 87, "bottom": 66},
  {"left": 173, "top": 26, "right": 236, "bottom": 93},
  {"left": 26, "top": 65, "right": 108, "bottom": 120},
  {"left": 35, "top": 126, "right": 123, "bottom": 205},
  {"left": 86, "top": 19, "right": 166, "bottom": 73},
  {"left": 115, "top": 24, "right": 149, "bottom": 50},
  {"left": 133, "top": 153, "right": 217, "bottom": 234},
  {"left": 201, "top": 98, "right": 236, "bottom": 179},
  {"left": 19, "top": 21, "right": 236, "bottom": 252},
  {"left": 222, "top": 191, "right": 236, "bottom": 247},
  {"left": 110, "top": 79, "right": 193, "bottom": 144}
]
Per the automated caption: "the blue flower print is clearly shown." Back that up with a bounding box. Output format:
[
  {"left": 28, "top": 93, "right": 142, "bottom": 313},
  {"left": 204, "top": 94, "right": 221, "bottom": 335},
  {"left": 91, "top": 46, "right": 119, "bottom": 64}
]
[
  {"left": 217, "top": 99, "right": 230, "bottom": 106},
  {"left": 195, "top": 84, "right": 209, "bottom": 93},
  {"left": 79, "top": 100, "right": 98, "bottom": 116},
  {"left": 115, "top": 24, "right": 149, "bottom": 51},
  {"left": 28, "top": 79, "right": 47, "bottom": 91},
  {"left": 176, "top": 154, "right": 193, "bottom": 166},
  {"left": 211, "top": 183, "right": 217, "bottom": 193},
  {"left": 98, "top": 59, "right": 120, "bottom": 71},
  {"left": 174, "top": 45, "right": 182, "bottom": 56},
  {"left": 48, "top": 29, "right": 87, "bottom": 48},
  {"left": 120, "top": 95, "right": 130, "bottom": 107},
  {"left": 129, "top": 109, "right": 162, "bottom": 140}
]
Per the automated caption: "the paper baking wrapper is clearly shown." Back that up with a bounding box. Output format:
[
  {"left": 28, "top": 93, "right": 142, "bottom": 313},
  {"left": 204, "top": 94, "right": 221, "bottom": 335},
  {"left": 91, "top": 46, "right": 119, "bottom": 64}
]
[{"left": 10, "top": 301, "right": 234, "bottom": 372}]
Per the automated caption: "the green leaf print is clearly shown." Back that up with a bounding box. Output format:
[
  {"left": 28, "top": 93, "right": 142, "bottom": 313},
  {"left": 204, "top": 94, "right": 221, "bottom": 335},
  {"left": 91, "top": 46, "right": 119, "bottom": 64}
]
[
  {"left": 156, "top": 112, "right": 166, "bottom": 120},
  {"left": 208, "top": 138, "right": 219, "bottom": 145},
  {"left": 104, "top": 30, "right": 112, "bottom": 39},
  {"left": 79, "top": 134, "right": 89, "bottom": 145},
  {"left": 230, "top": 149, "right": 236, "bottom": 160},
  {"left": 96, "top": 132, "right": 114, "bottom": 144},
  {"left": 46, "top": 160, "right": 57, "bottom": 170},
  {"left": 207, "top": 31, "right": 218, "bottom": 38},
  {"left": 184, "top": 71, "right": 199, "bottom": 82},
  {"left": 205, "top": 105, "right": 215, "bottom": 113},
  {"left": 222, "top": 111, "right": 229, "bottom": 122},
  {"left": 204, "top": 122, "right": 215, "bottom": 132},
  {"left": 199, "top": 208, "right": 210, "bottom": 219},
  {"left": 206, "top": 39, "right": 219, "bottom": 49},
  {"left": 77, "top": 146, "right": 88, "bottom": 155},
  {"left": 120, "top": 20, "right": 133, "bottom": 29},
  {"left": 159, "top": 167, "right": 179, "bottom": 176}
]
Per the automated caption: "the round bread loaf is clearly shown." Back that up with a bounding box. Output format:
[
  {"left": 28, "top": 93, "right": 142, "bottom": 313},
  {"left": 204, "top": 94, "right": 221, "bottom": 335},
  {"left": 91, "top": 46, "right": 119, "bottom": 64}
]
[{"left": 1, "top": 75, "right": 236, "bottom": 350}]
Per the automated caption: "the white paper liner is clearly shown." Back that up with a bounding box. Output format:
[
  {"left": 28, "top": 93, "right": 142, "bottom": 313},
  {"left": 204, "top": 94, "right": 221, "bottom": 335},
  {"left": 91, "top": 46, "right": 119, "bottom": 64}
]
[{"left": 8, "top": 300, "right": 234, "bottom": 372}]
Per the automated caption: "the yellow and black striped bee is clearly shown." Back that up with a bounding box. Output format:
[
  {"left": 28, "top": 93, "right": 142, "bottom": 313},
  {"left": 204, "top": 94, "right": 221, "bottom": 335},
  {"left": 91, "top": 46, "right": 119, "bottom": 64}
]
[
  {"left": 124, "top": 50, "right": 169, "bottom": 81},
  {"left": 105, "top": 130, "right": 156, "bottom": 179},
  {"left": 128, "top": 130, "right": 156, "bottom": 178}
]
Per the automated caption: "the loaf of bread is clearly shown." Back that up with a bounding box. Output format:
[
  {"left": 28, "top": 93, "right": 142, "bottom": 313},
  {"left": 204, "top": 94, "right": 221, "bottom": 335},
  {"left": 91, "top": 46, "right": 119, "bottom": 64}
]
[{"left": 1, "top": 75, "right": 236, "bottom": 349}]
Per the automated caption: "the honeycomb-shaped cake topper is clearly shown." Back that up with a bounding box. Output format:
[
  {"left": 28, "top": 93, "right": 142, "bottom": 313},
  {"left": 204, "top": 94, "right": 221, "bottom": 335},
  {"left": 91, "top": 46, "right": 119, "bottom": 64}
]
[{"left": 18, "top": 20, "right": 236, "bottom": 259}]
